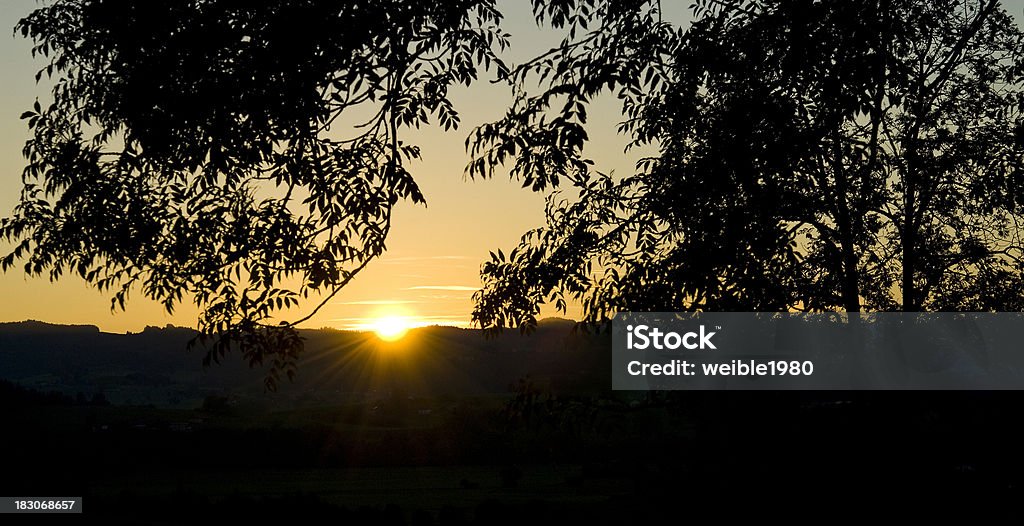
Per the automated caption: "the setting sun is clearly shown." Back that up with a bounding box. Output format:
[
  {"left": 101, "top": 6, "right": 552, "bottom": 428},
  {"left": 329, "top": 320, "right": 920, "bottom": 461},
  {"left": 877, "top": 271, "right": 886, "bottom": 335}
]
[{"left": 372, "top": 315, "right": 412, "bottom": 342}]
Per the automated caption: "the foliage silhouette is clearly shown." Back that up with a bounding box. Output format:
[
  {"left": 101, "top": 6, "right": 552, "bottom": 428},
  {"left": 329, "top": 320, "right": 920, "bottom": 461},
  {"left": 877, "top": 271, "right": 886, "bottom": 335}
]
[
  {"left": 3, "top": 0, "right": 509, "bottom": 389},
  {"left": 468, "top": 0, "right": 1024, "bottom": 331}
]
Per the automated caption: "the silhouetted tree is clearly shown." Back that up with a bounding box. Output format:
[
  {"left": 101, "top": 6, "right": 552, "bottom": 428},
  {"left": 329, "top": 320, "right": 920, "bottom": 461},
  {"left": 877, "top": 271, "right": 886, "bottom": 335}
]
[
  {"left": 2, "top": 1, "right": 509, "bottom": 388},
  {"left": 469, "top": 0, "right": 1024, "bottom": 331}
]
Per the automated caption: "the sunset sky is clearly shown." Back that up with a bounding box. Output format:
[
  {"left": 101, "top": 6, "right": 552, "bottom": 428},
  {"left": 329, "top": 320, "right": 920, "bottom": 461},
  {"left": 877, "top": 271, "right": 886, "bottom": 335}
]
[{"left": 1, "top": 0, "right": 1022, "bottom": 333}]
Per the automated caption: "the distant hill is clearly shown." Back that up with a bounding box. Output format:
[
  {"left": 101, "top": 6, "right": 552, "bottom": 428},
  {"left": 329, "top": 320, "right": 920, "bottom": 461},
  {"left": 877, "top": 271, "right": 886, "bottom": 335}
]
[{"left": 0, "top": 319, "right": 611, "bottom": 408}]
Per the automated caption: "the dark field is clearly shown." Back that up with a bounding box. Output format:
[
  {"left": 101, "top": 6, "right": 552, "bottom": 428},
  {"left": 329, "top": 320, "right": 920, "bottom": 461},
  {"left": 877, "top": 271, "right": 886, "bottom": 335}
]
[{"left": 6, "top": 388, "right": 1024, "bottom": 523}]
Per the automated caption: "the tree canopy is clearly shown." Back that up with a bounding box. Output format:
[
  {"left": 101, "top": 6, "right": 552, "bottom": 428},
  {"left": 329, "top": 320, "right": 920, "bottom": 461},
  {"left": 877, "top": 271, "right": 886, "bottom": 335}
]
[
  {"left": 3, "top": 0, "right": 508, "bottom": 388},
  {"left": 6, "top": 0, "right": 1024, "bottom": 381},
  {"left": 469, "top": 0, "right": 1024, "bottom": 331}
]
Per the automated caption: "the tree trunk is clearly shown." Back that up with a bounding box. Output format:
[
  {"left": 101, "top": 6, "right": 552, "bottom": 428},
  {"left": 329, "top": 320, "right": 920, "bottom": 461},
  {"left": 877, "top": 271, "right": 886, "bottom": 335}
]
[{"left": 831, "top": 132, "right": 861, "bottom": 313}]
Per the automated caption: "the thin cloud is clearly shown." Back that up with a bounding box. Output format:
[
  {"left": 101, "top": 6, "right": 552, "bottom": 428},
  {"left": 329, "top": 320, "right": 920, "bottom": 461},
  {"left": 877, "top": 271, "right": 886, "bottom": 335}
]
[
  {"left": 406, "top": 285, "right": 479, "bottom": 291},
  {"left": 331, "top": 315, "right": 469, "bottom": 322},
  {"left": 335, "top": 300, "right": 421, "bottom": 305},
  {"left": 382, "top": 255, "right": 472, "bottom": 264},
  {"left": 328, "top": 315, "right": 471, "bottom": 330}
]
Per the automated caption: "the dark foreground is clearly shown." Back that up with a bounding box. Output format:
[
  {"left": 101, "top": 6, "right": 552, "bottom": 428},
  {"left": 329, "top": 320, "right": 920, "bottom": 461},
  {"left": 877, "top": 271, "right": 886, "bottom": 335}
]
[{"left": 3, "top": 388, "right": 1024, "bottom": 524}]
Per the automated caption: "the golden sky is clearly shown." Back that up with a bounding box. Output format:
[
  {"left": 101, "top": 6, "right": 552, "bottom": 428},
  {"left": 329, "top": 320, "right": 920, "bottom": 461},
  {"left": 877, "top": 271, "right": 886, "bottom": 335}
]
[{"left": 0, "top": 0, "right": 680, "bottom": 332}]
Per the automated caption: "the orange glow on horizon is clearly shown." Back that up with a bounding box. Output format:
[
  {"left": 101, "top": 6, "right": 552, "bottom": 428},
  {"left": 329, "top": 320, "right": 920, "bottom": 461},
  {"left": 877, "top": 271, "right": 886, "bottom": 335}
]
[
  {"left": 372, "top": 315, "right": 412, "bottom": 342},
  {"left": 361, "top": 305, "right": 421, "bottom": 342}
]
